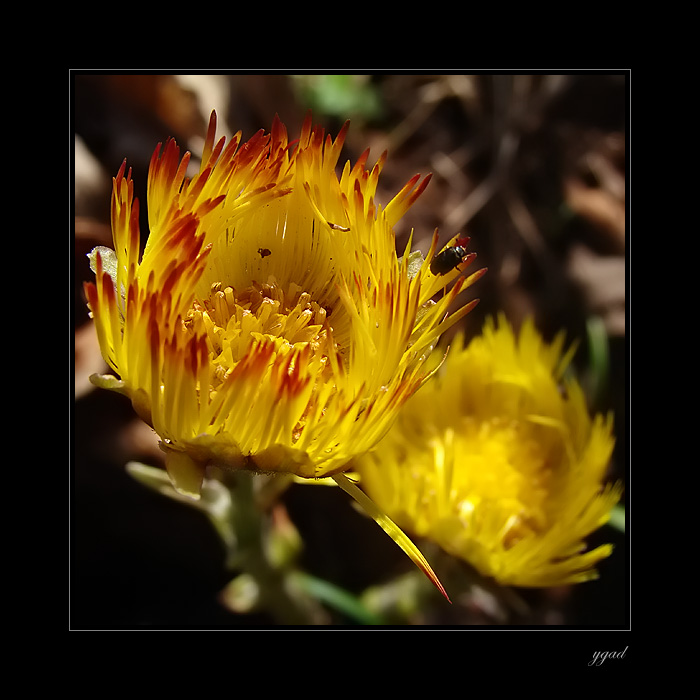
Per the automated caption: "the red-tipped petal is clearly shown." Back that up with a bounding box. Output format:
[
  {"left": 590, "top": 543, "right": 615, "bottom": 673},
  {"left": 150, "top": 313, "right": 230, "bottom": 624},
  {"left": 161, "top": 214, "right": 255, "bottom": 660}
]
[{"left": 332, "top": 473, "right": 451, "bottom": 603}]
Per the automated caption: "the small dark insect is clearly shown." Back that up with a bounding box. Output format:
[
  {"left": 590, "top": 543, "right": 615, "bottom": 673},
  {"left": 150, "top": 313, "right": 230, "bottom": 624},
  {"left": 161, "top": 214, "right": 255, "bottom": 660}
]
[
  {"left": 258, "top": 247, "right": 272, "bottom": 258},
  {"left": 429, "top": 236, "right": 471, "bottom": 276}
]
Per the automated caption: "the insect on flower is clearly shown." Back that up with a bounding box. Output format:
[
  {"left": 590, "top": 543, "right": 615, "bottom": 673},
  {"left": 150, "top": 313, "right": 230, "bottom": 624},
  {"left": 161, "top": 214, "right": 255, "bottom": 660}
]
[{"left": 430, "top": 236, "right": 475, "bottom": 276}]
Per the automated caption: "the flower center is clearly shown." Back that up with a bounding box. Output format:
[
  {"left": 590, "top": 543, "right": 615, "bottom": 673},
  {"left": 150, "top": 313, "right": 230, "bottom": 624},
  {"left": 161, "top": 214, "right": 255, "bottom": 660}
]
[
  {"left": 451, "top": 417, "right": 552, "bottom": 547},
  {"left": 183, "top": 280, "right": 336, "bottom": 392}
]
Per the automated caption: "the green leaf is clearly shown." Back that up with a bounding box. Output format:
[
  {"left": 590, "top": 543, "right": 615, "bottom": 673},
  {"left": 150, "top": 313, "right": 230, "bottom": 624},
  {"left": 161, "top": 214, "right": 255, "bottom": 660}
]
[
  {"left": 607, "top": 503, "right": 626, "bottom": 533},
  {"left": 290, "top": 572, "right": 386, "bottom": 625},
  {"left": 292, "top": 75, "right": 383, "bottom": 121},
  {"left": 586, "top": 315, "right": 610, "bottom": 408}
]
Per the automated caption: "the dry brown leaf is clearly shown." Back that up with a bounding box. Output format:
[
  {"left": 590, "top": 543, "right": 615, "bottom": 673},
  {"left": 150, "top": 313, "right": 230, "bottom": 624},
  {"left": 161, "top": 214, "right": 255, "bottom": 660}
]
[
  {"left": 567, "top": 244, "right": 626, "bottom": 335},
  {"left": 564, "top": 177, "right": 626, "bottom": 251}
]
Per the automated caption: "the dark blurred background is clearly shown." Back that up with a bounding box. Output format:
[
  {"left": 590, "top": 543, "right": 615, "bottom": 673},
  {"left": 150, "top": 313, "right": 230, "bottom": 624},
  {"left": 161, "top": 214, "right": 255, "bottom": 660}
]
[{"left": 72, "top": 72, "right": 628, "bottom": 629}]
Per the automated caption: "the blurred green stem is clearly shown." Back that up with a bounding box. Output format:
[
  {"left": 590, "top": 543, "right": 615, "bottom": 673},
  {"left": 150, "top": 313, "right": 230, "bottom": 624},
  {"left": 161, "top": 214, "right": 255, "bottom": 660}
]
[
  {"left": 128, "top": 462, "right": 390, "bottom": 624},
  {"left": 220, "top": 471, "right": 323, "bottom": 625}
]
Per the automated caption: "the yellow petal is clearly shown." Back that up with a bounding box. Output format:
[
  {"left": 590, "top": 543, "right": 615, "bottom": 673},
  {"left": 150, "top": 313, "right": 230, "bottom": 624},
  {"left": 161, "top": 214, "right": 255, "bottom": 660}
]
[
  {"left": 163, "top": 446, "right": 206, "bottom": 499},
  {"left": 332, "top": 473, "right": 450, "bottom": 602}
]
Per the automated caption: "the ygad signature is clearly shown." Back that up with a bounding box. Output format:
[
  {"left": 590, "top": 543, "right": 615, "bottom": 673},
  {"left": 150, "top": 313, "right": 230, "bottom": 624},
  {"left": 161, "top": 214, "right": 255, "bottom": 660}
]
[{"left": 588, "top": 646, "right": 628, "bottom": 666}]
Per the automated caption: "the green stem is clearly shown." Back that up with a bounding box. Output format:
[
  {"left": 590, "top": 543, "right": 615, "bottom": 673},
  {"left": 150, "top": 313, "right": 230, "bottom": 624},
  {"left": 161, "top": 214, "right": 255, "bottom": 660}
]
[{"left": 221, "top": 471, "right": 322, "bottom": 625}]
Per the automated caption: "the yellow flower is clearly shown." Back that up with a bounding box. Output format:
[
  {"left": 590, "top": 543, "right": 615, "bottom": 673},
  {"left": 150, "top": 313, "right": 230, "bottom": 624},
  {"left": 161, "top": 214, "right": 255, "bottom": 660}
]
[
  {"left": 84, "top": 111, "right": 483, "bottom": 503},
  {"left": 354, "top": 315, "right": 622, "bottom": 587}
]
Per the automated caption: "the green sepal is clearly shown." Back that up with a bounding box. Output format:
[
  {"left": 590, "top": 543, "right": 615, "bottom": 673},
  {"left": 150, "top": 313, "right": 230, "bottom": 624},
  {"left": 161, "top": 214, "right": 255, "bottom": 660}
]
[
  {"left": 89, "top": 373, "right": 128, "bottom": 396},
  {"left": 88, "top": 246, "right": 119, "bottom": 284},
  {"left": 126, "top": 461, "right": 238, "bottom": 551},
  {"left": 398, "top": 249, "right": 425, "bottom": 281}
]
